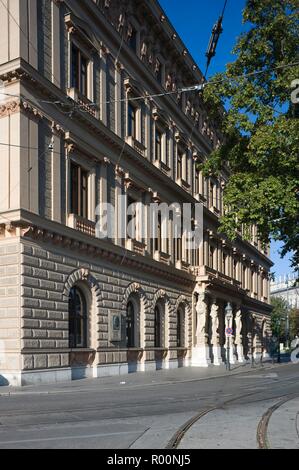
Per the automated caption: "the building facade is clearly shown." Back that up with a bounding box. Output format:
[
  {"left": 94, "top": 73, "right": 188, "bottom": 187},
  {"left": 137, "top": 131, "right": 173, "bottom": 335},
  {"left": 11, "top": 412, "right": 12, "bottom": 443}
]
[
  {"left": 270, "top": 274, "right": 299, "bottom": 309},
  {"left": 0, "top": 0, "right": 272, "bottom": 386}
]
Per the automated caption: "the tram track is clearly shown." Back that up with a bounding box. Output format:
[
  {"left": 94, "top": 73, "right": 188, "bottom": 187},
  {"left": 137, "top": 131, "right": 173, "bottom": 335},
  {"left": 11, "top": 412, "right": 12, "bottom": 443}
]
[
  {"left": 257, "top": 395, "right": 299, "bottom": 449},
  {"left": 166, "top": 388, "right": 299, "bottom": 449}
]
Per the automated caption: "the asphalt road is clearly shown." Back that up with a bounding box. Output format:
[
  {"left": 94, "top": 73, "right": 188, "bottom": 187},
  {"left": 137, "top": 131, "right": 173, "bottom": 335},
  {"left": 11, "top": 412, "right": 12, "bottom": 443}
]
[{"left": 0, "top": 362, "right": 298, "bottom": 449}]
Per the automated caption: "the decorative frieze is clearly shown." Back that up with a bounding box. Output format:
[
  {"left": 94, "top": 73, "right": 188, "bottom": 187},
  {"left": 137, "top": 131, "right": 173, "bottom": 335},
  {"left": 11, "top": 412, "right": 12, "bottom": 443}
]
[{"left": 0, "top": 99, "right": 43, "bottom": 120}]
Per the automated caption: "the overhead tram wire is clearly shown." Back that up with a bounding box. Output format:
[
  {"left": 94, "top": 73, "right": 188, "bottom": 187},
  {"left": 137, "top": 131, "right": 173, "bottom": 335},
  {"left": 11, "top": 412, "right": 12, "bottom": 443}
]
[
  {"left": 1, "top": 59, "right": 298, "bottom": 152},
  {"left": 0, "top": 2, "right": 297, "bottom": 206},
  {"left": 1, "top": 61, "right": 298, "bottom": 110},
  {"left": 204, "top": 0, "right": 229, "bottom": 80},
  {"left": 1, "top": 0, "right": 298, "bottom": 113}
]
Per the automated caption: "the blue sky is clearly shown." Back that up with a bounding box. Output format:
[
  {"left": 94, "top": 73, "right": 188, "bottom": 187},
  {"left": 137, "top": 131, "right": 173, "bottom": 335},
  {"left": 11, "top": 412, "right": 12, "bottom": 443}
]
[{"left": 159, "top": 0, "right": 295, "bottom": 279}]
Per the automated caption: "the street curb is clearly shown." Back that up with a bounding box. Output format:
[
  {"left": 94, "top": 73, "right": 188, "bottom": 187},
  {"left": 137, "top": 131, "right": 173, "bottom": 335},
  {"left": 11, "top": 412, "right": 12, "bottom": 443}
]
[{"left": 0, "top": 361, "right": 294, "bottom": 398}]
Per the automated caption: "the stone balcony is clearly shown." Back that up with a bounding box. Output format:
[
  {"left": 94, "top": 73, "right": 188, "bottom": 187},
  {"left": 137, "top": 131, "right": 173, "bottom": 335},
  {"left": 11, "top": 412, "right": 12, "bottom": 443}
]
[
  {"left": 154, "top": 250, "right": 171, "bottom": 265},
  {"left": 67, "top": 88, "right": 99, "bottom": 119},
  {"left": 195, "top": 265, "right": 242, "bottom": 287},
  {"left": 68, "top": 214, "right": 96, "bottom": 237},
  {"left": 125, "top": 136, "right": 146, "bottom": 157},
  {"left": 176, "top": 177, "right": 191, "bottom": 194},
  {"left": 126, "top": 238, "right": 146, "bottom": 256},
  {"left": 175, "top": 259, "right": 191, "bottom": 273},
  {"left": 209, "top": 205, "right": 221, "bottom": 216}
]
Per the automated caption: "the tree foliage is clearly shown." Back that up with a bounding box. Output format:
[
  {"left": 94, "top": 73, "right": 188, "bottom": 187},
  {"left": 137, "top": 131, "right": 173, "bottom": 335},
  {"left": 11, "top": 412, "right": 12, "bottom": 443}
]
[
  {"left": 201, "top": 0, "right": 299, "bottom": 274},
  {"left": 270, "top": 296, "right": 289, "bottom": 339}
]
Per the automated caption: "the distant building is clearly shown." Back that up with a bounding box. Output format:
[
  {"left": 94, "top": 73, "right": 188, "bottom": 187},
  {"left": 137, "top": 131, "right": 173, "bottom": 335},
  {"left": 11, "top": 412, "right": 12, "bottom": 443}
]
[{"left": 270, "top": 274, "right": 299, "bottom": 309}]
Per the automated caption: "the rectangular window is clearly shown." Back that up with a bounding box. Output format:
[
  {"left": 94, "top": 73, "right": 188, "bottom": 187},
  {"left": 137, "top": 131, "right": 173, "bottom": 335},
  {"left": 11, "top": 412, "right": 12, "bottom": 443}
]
[
  {"left": 209, "top": 181, "right": 214, "bottom": 208},
  {"left": 71, "top": 45, "right": 79, "bottom": 91},
  {"left": 155, "top": 128, "right": 162, "bottom": 161},
  {"left": 242, "top": 265, "right": 246, "bottom": 289},
  {"left": 251, "top": 269, "right": 255, "bottom": 292},
  {"left": 177, "top": 150, "right": 183, "bottom": 180},
  {"left": 128, "top": 28, "right": 137, "bottom": 52},
  {"left": 195, "top": 169, "right": 200, "bottom": 194},
  {"left": 70, "top": 163, "right": 89, "bottom": 219},
  {"left": 222, "top": 252, "right": 227, "bottom": 275},
  {"left": 233, "top": 259, "right": 238, "bottom": 279},
  {"left": 209, "top": 245, "right": 214, "bottom": 269},
  {"left": 155, "top": 213, "right": 162, "bottom": 252},
  {"left": 71, "top": 44, "right": 88, "bottom": 97},
  {"left": 128, "top": 103, "right": 137, "bottom": 138},
  {"left": 80, "top": 55, "right": 88, "bottom": 97},
  {"left": 156, "top": 59, "right": 162, "bottom": 84}
]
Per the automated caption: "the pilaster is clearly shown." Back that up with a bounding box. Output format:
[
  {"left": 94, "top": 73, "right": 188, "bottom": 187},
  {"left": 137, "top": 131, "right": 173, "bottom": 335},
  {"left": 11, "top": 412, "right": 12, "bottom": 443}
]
[
  {"left": 210, "top": 298, "right": 224, "bottom": 365},
  {"left": 192, "top": 292, "right": 211, "bottom": 367}
]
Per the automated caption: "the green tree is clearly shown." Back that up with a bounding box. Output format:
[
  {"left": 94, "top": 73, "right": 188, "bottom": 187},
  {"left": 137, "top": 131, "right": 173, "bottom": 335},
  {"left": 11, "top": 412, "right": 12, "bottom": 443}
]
[
  {"left": 270, "top": 296, "right": 289, "bottom": 340},
  {"left": 290, "top": 307, "right": 299, "bottom": 338},
  {"left": 201, "top": 0, "right": 299, "bottom": 274}
]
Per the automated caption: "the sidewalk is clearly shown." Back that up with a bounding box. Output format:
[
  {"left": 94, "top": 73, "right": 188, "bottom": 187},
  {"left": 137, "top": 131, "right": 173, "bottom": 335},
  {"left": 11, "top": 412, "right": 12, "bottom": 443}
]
[{"left": 0, "top": 359, "right": 292, "bottom": 397}]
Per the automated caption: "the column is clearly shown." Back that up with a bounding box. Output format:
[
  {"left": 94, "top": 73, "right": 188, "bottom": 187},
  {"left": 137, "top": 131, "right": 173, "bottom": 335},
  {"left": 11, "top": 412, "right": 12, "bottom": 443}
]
[
  {"left": 51, "top": 127, "right": 61, "bottom": 222},
  {"left": 204, "top": 233, "right": 209, "bottom": 266},
  {"left": 253, "top": 316, "right": 262, "bottom": 360},
  {"left": 210, "top": 299, "right": 224, "bottom": 365},
  {"left": 145, "top": 101, "right": 151, "bottom": 161},
  {"left": 29, "top": 0, "right": 38, "bottom": 69},
  {"left": 262, "top": 319, "right": 270, "bottom": 359},
  {"left": 225, "top": 309, "right": 237, "bottom": 364},
  {"left": 191, "top": 292, "right": 211, "bottom": 367},
  {"left": 115, "top": 62, "right": 122, "bottom": 138},
  {"left": 235, "top": 307, "right": 245, "bottom": 363},
  {"left": 52, "top": 0, "right": 61, "bottom": 86},
  {"left": 29, "top": 116, "right": 39, "bottom": 215},
  {"left": 100, "top": 46, "right": 108, "bottom": 126}
]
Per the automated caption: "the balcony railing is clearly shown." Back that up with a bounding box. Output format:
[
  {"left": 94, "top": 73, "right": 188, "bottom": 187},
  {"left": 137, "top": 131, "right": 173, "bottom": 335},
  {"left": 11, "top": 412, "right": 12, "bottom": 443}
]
[
  {"left": 67, "top": 88, "right": 99, "bottom": 119},
  {"left": 125, "top": 136, "right": 146, "bottom": 157},
  {"left": 209, "top": 205, "right": 220, "bottom": 216},
  {"left": 126, "top": 238, "right": 146, "bottom": 256},
  {"left": 194, "top": 266, "right": 242, "bottom": 287},
  {"left": 175, "top": 259, "right": 190, "bottom": 272},
  {"left": 176, "top": 177, "right": 191, "bottom": 194},
  {"left": 68, "top": 214, "right": 96, "bottom": 237},
  {"left": 154, "top": 250, "right": 171, "bottom": 265}
]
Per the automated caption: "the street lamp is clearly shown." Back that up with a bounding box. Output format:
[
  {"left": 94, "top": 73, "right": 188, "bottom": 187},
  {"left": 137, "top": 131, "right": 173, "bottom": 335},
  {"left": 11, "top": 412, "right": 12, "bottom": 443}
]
[
  {"left": 285, "top": 275, "right": 290, "bottom": 350},
  {"left": 225, "top": 302, "right": 233, "bottom": 371}
]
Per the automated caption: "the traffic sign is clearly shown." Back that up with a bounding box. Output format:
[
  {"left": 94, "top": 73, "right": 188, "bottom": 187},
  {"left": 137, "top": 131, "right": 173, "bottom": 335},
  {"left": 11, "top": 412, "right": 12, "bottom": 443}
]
[{"left": 225, "top": 327, "right": 233, "bottom": 336}]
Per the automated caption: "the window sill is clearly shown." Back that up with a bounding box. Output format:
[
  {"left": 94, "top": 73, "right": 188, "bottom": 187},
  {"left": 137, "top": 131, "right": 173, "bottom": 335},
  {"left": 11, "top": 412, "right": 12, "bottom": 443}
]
[
  {"left": 209, "top": 205, "right": 220, "bottom": 215},
  {"left": 175, "top": 260, "right": 190, "bottom": 272},
  {"left": 154, "top": 160, "right": 171, "bottom": 176},
  {"left": 67, "top": 88, "right": 99, "bottom": 119},
  {"left": 126, "top": 238, "right": 146, "bottom": 256},
  {"left": 125, "top": 136, "right": 146, "bottom": 157},
  {"left": 154, "top": 250, "right": 171, "bottom": 265},
  {"left": 69, "top": 348, "right": 95, "bottom": 352},
  {"left": 68, "top": 214, "right": 96, "bottom": 237},
  {"left": 194, "top": 193, "right": 206, "bottom": 203},
  {"left": 176, "top": 178, "right": 191, "bottom": 192}
]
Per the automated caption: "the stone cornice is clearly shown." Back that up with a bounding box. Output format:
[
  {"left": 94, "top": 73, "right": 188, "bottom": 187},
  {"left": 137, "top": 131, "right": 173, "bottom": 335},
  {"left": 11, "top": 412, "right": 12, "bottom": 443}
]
[{"left": 0, "top": 210, "right": 195, "bottom": 288}]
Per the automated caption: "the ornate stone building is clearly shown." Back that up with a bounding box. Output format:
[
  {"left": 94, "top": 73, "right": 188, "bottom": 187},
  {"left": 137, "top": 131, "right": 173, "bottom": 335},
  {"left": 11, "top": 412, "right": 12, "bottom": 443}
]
[
  {"left": 270, "top": 274, "right": 298, "bottom": 310},
  {"left": 0, "top": 0, "right": 272, "bottom": 386}
]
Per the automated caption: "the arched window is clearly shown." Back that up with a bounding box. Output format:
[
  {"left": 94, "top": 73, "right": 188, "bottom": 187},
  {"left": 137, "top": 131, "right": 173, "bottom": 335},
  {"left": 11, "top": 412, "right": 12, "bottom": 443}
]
[
  {"left": 154, "top": 305, "right": 162, "bottom": 347},
  {"left": 69, "top": 286, "right": 87, "bottom": 348},
  {"left": 177, "top": 308, "right": 185, "bottom": 347},
  {"left": 126, "top": 301, "right": 135, "bottom": 348}
]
